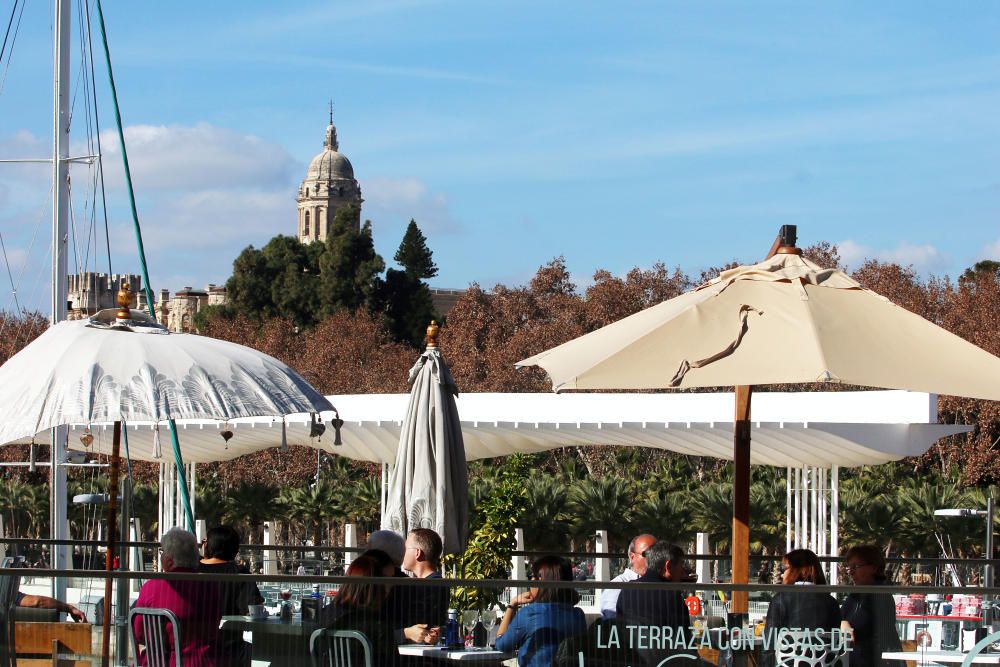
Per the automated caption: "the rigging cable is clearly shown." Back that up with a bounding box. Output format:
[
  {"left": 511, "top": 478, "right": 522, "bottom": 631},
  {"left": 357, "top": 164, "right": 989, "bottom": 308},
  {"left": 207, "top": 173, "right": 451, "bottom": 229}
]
[
  {"left": 0, "top": 0, "right": 26, "bottom": 96},
  {"left": 83, "top": 0, "right": 113, "bottom": 276},
  {"left": 93, "top": 0, "right": 195, "bottom": 531},
  {"left": 0, "top": 231, "right": 23, "bottom": 314}
]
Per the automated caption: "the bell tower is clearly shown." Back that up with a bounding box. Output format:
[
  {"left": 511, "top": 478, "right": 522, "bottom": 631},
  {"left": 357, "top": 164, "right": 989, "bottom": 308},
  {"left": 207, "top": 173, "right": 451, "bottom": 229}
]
[{"left": 297, "top": 104, "right": 363, "bottom": 242}]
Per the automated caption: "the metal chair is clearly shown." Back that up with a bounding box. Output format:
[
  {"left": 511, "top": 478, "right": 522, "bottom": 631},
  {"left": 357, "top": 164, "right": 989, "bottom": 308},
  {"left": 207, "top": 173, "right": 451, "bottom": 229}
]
[
  {"left": 775, "top": 629, "right": 850, "bottom": 667},
  {"left": 309, "top": 628, "right": 374, "bottom": 667},
  {"left": 0, "top": 574, "right": 21, "bottom": 667},
  {"left": 128, "top": 608, "right": 182, "bottom": 667}
]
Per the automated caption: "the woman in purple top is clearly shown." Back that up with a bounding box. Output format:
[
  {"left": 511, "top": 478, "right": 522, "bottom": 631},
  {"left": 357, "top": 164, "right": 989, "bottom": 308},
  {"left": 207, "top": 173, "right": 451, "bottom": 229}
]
[
  {"left": 496, "top": 556, "right": 586, "bottom": 667},
  {"left": 133, "top": 528, "right": 222, "bottom": 667}
]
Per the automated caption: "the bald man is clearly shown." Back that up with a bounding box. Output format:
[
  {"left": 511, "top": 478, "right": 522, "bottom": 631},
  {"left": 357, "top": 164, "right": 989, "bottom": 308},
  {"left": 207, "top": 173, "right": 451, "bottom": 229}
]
[{"left": 600, "top": 533, "right": 656, "bottom": 619}]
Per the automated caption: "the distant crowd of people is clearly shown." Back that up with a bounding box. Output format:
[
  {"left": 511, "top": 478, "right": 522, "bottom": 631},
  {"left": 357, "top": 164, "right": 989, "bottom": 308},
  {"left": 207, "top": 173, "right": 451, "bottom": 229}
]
[{"left": 116, "top": 524, "right": 907, "bottom": 667}]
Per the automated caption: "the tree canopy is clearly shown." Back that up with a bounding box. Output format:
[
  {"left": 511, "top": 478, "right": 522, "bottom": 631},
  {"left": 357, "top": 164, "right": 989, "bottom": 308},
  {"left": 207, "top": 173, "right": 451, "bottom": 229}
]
[{"left": 205, "top": 209, "right": 439, "bottom": 344}]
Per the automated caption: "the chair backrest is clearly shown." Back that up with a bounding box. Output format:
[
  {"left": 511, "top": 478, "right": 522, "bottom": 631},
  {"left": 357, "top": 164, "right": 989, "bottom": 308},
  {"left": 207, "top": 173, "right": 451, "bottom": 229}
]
[
  {"left": 310, "top": 628, "right": 373, "bottom": 667},
  {"left": 775, "top": 629, "right": 849, "bottom": 667},
  {"left": 128, "top": 608, "right": 182, "bottom": 667},
  {"left": 0, "top": 574, "right": 21, "bottom": 667}
]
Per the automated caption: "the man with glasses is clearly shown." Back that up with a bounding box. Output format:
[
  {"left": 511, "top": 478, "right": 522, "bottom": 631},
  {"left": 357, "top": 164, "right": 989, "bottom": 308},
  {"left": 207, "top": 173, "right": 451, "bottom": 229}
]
[
  {"left": 390, "top": 528, "right": 448, "bottom": 646},
  {"left": 600, "top": 534, "right": 656, "bottom": 619},
  {"left": 617, "top": 541, "right": 699, "bottom": 666}
]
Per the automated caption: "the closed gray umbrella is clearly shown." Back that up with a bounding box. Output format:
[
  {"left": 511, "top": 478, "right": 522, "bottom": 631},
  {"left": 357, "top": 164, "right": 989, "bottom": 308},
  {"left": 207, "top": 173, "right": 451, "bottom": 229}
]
[{"left": 382, "top": 323, "right": 469, "bottom": 555}]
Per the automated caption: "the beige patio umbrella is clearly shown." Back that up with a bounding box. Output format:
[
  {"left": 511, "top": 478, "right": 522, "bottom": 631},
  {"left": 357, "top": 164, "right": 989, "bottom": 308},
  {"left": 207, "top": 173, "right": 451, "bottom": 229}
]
[{"left": 518, "top": 226, "right": 1000, "bottom": 609}]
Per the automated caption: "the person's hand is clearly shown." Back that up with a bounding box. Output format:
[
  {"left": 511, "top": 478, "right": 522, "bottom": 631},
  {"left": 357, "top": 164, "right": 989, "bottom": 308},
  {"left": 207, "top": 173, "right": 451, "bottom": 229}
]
[
  {"left": 510, "top": 591, "right": 534, "bottom": 608},
  {"left": 426, "top": 626, "right": 441, "bottom": 645},
  {"left": 68, "top": 605, "right": 86, "bottom": 623},
  {"left": 404, "top": 624, "right": 437, "bottom": 644}
]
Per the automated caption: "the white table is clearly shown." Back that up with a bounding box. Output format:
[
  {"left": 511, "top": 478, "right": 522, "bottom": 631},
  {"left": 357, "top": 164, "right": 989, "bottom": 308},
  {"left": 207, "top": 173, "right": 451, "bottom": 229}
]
[
  {"left": 399, "top": 644, "right": 514, "bottom": 663},
  {"left": 883, "top": 651, "right": 1000, "bottom": 665}
]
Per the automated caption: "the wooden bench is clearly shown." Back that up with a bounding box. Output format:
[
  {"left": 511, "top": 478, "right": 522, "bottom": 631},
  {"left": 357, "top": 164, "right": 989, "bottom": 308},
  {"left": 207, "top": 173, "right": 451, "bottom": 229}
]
[{"left": 14, "top": 621, "right": 95, "bottom": 667}]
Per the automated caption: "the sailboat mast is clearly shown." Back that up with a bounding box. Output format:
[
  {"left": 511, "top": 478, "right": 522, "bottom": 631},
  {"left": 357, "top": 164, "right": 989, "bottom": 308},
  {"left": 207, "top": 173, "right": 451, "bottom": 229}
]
[{"left": 50, "top": 0, "right": 71, "bottom": 600}]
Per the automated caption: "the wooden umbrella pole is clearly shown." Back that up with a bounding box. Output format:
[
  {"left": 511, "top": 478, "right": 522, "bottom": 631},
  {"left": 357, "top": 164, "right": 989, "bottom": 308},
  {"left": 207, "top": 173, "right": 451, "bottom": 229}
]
[
  {"left": 731, "top": 385, "right": 752, "bottom": 613},
  {"left": 728, "top": 226, "right": 794, "bottom": 613},
  {"left": 101, "top": 420, "right": 122, "bottom": 667}
]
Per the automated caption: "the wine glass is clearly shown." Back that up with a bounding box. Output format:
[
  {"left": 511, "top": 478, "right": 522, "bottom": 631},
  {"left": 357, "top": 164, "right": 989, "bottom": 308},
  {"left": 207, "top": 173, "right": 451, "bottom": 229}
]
[
  {"left": 462, "top": 609, "right": 478, "bottom": 632},
  {"left": 480, "top": 610, "right": 497, "bottom": 646}
]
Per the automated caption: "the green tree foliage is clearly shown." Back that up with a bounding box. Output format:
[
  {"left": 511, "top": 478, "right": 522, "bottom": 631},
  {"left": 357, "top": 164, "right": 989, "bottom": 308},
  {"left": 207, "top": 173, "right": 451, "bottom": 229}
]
[
  {"left": 394, "top": 219, "right": 438, "bottom": 280},
  {"left": 318, "top": 206, "right": 385, "bottom": 317},
  {"left": 383, "top": 269, "right": 437, "bottom": 347},
  {"left": 223, "top": 235, "right": 324, "bottom": 327},
  {"left": 960, "top": 259, "right": 1000, "bottom": 284},
  {"left": 446, "top": 455, "right": 530, "bottom": 612},
  {"left": 384, "top": 220, "right": 440, "bottom": 346}
]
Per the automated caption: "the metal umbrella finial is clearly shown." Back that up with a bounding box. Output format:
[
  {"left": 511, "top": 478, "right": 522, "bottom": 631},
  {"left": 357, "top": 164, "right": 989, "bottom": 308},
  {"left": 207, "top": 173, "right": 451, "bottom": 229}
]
[
  {"left": 425, "top": 320, "right": 439, "bottom": 349},
  {"left": 116, "top": 283, "right": 132, "bottom": 321}
]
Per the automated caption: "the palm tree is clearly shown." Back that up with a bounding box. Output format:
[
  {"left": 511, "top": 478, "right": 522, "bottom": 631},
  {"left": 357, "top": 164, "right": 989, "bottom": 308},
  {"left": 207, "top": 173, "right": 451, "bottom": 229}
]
[
  {"left": 749, "top": 480, "right": 786, "bottom": 554},
  {"left": 567, "top": 476, "right": 636, "bottom": 550},
  {"left": 343, "top": 476, "right": 380, "bottom": 534},
  {"left": 631, "top": 493, "right": 695, "bottom": 547},
  {"left": 194, "top": 479, "right": 226, "bottom": 530},
  {"left": 520, "top": 473, "right": 571, "bottom": 551},
  {"left": 223, "top": 482, "right": 280, "bottom": 546},
  {"left": 283, "top": 481, "right": 343, "bottom": 558},
  {"left": 689, "top": 483, "right": 732, "bottom": 553}
]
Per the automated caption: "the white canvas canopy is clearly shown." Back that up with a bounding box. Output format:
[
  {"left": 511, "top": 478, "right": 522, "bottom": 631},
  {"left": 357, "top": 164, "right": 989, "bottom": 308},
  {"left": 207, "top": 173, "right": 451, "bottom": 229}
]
[{"left": 21, "top": 390, "right": 967, "bottom": 466}]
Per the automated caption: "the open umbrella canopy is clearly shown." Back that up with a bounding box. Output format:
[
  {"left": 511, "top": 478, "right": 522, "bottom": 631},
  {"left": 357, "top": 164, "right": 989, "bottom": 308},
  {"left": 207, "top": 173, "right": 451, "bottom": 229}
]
[
  {"left": 0, "top": 311, "right": 334, "bottom": 446},
  {"left": 382, "top": 343, "right": 470, "bottom": 556},
  {"left": 518, "top": 251, "right": 1000, "bottom": 399}
]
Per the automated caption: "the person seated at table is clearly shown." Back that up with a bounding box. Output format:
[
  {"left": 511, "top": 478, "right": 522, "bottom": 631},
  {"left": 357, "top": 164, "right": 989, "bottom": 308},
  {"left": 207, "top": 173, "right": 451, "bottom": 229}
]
[
  {"left": 316, "top": 554, "right": 400, "bottom": 666},
  {"left": 133, "top": 528, "right": 222, "bottom": 667},
  {"left": 841, "top": 544, "right": 903, "bottom": 667},
  {"left": 496, "top": 555, "right": 586, "bottom": 667},
  {"left": 15, "top": 591, "right": 87, "bottom": 622},
  {"left": 616, "top": 541, "right": 700, "bottom": 667},
  {"left": 600, "top": 533, "right": 656, "bottom": 619},
  {"left": 366, "top": 530, "right": 407, "bottom": 575},
  {"left": 761, "top": 548, "right": 842, "bottom": 667},
  {"left": 198, "top": 525, "right": 264, "bottom": 667},
  {"left": 389, "top": 528, "right": 449, "bottom": 645}
]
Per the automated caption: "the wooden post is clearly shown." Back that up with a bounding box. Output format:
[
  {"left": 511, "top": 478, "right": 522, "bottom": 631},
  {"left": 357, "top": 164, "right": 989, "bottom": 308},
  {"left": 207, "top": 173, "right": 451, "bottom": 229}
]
[
  {"left": 101, "top": 421, "right": 122, "bottom": 667},
  {"left": 731, "top": 385, "right": 752, "bottom": 613}
]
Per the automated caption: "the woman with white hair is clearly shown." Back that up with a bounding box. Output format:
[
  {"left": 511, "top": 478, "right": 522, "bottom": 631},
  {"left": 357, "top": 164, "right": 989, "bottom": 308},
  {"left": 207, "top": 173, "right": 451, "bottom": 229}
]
[{"left": 133, "top": 528, "right": 222, "bottom": 667}]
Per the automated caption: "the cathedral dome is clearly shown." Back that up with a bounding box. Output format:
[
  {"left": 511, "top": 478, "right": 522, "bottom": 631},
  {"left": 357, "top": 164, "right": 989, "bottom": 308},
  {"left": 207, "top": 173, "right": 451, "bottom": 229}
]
[
  {"left": 306, "top": 149, "right": 355, "bottom": 181},
  {"left": 305, "top": 121, "right": 354, "bottom": 181}
]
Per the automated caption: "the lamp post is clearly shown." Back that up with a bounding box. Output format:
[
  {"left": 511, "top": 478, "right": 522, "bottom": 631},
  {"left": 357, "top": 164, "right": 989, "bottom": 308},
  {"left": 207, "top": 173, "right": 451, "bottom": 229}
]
[{"left": 935, "top": 497, "right": 995, "bottom": 626}]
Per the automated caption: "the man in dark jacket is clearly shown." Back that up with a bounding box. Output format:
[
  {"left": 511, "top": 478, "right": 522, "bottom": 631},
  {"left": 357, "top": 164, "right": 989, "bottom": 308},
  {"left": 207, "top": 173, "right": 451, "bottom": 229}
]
[{"left": 617, "top": 541, "right": 699, "bottom": 667}]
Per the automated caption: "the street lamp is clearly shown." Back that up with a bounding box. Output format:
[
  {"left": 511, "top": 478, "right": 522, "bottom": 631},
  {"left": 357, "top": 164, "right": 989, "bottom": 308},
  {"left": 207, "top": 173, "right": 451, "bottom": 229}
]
[{"left": 935, "top": 497, "right": 995, "bottom": 626}]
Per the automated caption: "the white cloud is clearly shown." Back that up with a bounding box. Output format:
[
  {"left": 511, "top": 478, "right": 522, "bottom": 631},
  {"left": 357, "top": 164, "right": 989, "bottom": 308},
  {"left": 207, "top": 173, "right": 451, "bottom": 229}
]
[
  {"left": 980, "top": 238, "right": 1000, "bottom": 260},
  {"left": 362, "top": 177, "right": 462, "bottom": 236},
  {"left": 94, "top": 123, "right": 298, "bottom": 191},
  {"left": 116, "top": 188, "right": 291, "bottom": 251},
  {"left": 838, "top": 239, "right": 949, "bottom": 274},
  {"left": 0, "top": 131, "right": 50, "bottom": 187}
]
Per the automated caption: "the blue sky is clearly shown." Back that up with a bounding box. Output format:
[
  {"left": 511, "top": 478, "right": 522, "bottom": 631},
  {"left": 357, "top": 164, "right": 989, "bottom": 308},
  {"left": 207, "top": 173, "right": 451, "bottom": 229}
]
[{"left": 1, "top": 1, "right": 998, "bottom": 314}]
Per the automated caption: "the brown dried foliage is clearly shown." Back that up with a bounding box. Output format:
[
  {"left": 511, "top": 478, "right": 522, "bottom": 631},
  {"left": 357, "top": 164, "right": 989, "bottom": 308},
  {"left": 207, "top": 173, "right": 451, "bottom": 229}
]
[{"left": 3, "top": 242, "right": 1000, "bottom": 487}]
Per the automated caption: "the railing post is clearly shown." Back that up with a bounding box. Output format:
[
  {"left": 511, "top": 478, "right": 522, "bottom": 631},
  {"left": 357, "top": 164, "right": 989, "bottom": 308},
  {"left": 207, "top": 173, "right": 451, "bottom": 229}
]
[
  {"left": 262, "top": 521, "right": 277, "bottom": 576},
  {"left": 195, "top": 519, "right": 206, "bottom": 543},
  {"left": 594, "top": 529, "right": 609, "bottom": 607},
  {"left": 511, "top": 528, "right": 526, "bottom": 599},
  {"left": 696, "top": 532, "right": 711, "bottom": 585},
  {"left": 344, "top": 523, "right": 357, "bottom": 569},
  {"left": 129, "top": 518, "right": 143, "bottom": 594}
]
